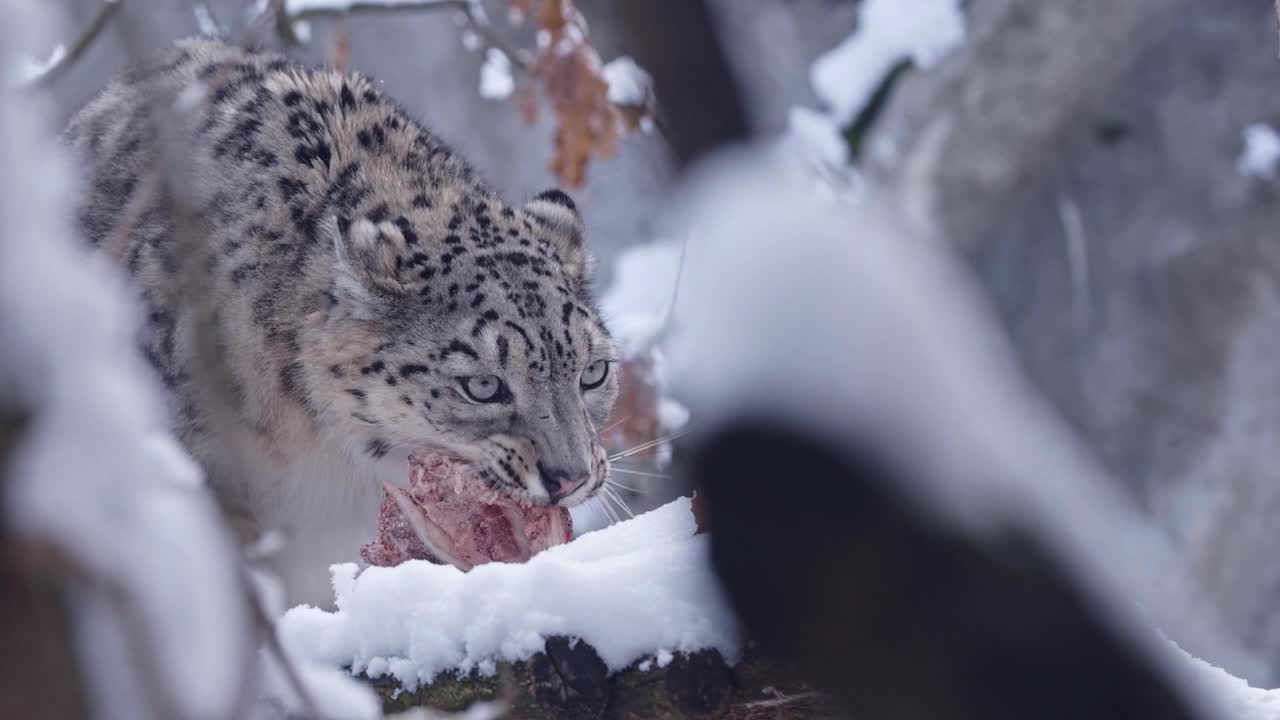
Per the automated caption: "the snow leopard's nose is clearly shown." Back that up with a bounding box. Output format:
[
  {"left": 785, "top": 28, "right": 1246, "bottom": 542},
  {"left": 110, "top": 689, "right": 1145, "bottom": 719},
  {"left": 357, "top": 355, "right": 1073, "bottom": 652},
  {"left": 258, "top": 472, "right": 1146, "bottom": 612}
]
[{"left": 537, "top": 462, "right": 589, "bottom": 503}]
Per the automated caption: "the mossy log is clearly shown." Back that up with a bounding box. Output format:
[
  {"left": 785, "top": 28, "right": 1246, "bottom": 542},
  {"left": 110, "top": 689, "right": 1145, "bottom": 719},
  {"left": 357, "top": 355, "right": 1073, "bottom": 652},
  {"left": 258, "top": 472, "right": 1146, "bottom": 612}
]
[{"left": 366, "top": 638, "right": 847, "bottom": 719}]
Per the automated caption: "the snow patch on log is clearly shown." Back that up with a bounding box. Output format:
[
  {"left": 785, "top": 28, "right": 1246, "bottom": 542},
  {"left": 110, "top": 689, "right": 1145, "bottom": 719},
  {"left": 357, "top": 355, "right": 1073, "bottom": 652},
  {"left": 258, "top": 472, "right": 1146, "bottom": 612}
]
[{"left": 278, "top": 498, "right": 736, "bottom": 691}]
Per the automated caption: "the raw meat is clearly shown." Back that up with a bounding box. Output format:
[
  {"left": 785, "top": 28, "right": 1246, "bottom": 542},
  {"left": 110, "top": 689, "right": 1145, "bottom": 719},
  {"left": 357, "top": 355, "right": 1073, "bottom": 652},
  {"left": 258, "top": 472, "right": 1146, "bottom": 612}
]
[{"left": 362, "top": 453, "right": 572, "bottom": 570}]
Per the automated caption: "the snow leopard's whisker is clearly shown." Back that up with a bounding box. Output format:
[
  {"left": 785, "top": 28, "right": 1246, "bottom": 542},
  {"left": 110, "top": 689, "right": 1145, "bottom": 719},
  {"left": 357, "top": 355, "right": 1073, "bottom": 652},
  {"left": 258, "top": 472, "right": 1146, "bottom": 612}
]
[
  {"left": 605, "top": 477, "right": 644, "bottom": 493},
  {"left": 607, "top": 457, "right": 661, "bottom": 466},
  {"left": 596, "top": 495, "right": 620, "bottom": 524},
  {"left": 608, "top": 430, "right": 692, "bottom": 460},
  {"left": 609, "top": 467, "right": 669, "bottom": 480},
  {"left": 599, "top": 415, "right": 630, "bottom": 435},
  {"left": 603, "top": 486, "right": 635, "bottom": 519},
  {"left": 611, "top": 488, "right": 637, "bottom": 519},
  {"left": 610, "top": 488, "right": 637, "bottom": 519}
]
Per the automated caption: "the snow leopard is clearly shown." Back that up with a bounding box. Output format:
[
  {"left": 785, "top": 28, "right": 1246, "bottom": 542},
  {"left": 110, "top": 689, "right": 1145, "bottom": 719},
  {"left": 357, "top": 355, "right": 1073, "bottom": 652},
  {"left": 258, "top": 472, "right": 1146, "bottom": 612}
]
[{"left": 62, "top": 37, "right": 621, "bottom": 606}]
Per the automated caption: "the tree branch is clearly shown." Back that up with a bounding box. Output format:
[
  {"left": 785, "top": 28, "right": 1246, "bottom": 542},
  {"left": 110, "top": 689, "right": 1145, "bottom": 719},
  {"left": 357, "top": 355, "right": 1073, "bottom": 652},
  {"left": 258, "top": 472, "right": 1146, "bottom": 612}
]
[
  {"left": 612, "top": 0, "right": 750, "bottom": 171},
  {"left": 22, "top": 0, "right": 122, "bottom": 91}
]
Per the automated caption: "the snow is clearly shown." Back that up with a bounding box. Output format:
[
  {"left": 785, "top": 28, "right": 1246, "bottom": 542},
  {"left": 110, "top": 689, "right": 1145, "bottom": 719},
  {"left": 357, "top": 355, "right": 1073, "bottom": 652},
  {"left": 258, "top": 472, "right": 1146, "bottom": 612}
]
[
  {"left": 174, "top": 81, "right": 209, "bottom": 112},
  {"left": 256, "top": 647, "right": 383, "bottom": 720},
  {"left": 600, "top": 239, "right": 683, "bottom": 357},
  {"left": 277, "top": 497, "right": 737, "bottom": 689},
  {"left": 1179, "top": 646, "right": 1280, "bottom": 719},
  {"left": 478, "top": 48, "right": 513, "bottom": 100},
  {"left": 810, "top": 0, "right": 966, "bottom": 125},
  {"left": 193, "top": 3, "right": 221, "bottom": 36},
  {"left": 658, "top": 397, "right": 690, "bottom": 432},
  {"left": 603, "top": 56, "right": 652, "bottom": 107},
  {"left": 0, "top": 3, "right": 252, "bottom": 718},
  {"left": 781, "top": 0, "right": 964, "bottom": 176},
  {"left": 1237, "top": 124, "right": 1280, "bottom": 179},
  {"left": 12, "top": 43, "right": 64, "bottom": 86},
  {"left": 784, "top": 105, "right": 851, "bottom": 169}
]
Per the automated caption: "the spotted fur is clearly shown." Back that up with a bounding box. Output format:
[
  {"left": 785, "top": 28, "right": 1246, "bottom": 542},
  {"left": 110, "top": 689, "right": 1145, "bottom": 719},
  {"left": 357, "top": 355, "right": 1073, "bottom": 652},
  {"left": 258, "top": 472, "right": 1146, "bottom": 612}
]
[{"left": 62, "top": 38, "right": 620, "bottom": 606}]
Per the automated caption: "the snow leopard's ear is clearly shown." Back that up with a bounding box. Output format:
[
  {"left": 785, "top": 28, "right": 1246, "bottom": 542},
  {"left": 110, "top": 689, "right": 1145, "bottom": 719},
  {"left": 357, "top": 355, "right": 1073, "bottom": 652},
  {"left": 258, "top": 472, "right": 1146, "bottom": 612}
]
[
  {"left": 524, "top": 189, "right": 593, "bottom": 283},
  {"left": 325, "top": 214, "right": 409, "bottom": 316}
]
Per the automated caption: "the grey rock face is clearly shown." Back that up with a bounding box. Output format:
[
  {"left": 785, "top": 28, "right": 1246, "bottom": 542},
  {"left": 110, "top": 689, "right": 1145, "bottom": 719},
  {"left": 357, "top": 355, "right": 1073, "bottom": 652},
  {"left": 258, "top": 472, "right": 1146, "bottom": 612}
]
[{"left": 869, "top": 0, "right": 1280, "bottom": 681}]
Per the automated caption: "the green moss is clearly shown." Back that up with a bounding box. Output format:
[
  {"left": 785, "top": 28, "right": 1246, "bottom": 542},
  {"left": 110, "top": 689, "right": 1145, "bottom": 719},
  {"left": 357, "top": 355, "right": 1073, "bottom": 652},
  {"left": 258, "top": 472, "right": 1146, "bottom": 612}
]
[{"left": 365, "top": 669, "right": 501, "bottom": 714}]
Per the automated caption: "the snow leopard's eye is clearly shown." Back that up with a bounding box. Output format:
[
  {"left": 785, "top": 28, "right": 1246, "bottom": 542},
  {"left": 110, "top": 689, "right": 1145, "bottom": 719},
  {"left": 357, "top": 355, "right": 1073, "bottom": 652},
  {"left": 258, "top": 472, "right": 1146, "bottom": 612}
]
[
  {"left": 580, "top": 360, "right": 610, "bottom": 391},
  {"left": 461, "top": 375, "right": 506, "bottom": 403}
]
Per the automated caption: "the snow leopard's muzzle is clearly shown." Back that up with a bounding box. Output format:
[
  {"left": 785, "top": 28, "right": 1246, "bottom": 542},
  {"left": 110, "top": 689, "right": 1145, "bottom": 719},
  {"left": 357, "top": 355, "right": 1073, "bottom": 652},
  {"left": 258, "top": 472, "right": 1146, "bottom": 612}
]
[{"left": 473, "top": 431, "right": 609, "bottom": 507}]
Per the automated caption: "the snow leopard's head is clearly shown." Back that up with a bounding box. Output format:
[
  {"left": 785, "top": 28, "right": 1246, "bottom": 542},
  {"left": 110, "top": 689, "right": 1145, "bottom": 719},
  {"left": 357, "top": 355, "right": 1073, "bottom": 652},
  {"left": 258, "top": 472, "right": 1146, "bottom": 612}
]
[{"left": 315, "top": 188, "right": 620, "bottom": 507}]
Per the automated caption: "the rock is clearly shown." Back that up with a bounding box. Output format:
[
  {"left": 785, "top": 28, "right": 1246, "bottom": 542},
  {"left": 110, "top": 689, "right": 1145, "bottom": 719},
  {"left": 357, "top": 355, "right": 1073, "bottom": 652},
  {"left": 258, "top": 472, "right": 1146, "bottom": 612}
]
[
  {"left": 663, "top": 649, "right": 732, "bottom": 717},
  {"left": 865, "top": 0, "right": 1280, "bottom": 681},
  {"left": 530, "top": 637, "right": 611, "bottom": 719}
]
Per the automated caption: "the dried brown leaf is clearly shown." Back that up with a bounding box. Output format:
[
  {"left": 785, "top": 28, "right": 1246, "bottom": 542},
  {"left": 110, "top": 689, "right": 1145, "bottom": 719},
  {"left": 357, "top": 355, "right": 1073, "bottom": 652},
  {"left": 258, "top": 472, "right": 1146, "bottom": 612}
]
[{"left": 517, "top": 0, "right": 624, "bottom": 187}]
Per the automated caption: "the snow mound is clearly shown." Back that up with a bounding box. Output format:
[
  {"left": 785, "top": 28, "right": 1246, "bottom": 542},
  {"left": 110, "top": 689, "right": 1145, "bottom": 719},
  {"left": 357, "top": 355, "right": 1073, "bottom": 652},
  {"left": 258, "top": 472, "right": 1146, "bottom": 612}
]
[
  {"left": 478, "top": 48, "right": 514, "bottom": 100},
  {"left": 278, "top": 497, "right": 737, "bottom": 690},
  {"left": 1178, "top": 646, "right": 1280, "bottom": 720},
  {"left": 1237, "top": 123, "right": 1280, "bottom": 180},
  {"left": 603, "top": 56, "right": 652, "bottom": 107}
]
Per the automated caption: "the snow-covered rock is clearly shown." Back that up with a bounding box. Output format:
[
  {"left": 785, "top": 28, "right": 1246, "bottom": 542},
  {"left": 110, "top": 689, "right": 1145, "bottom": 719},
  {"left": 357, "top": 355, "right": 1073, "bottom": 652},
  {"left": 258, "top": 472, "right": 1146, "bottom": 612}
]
[{"left": 1237, "top": 123, "right": 1280, "bottom": 180}]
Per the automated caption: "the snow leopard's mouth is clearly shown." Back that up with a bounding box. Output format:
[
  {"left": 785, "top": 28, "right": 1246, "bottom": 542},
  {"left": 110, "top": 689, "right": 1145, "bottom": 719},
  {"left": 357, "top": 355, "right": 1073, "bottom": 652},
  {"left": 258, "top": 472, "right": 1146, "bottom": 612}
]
[{"left": 361, "top": 452, "right": 572, "bottom": 570}]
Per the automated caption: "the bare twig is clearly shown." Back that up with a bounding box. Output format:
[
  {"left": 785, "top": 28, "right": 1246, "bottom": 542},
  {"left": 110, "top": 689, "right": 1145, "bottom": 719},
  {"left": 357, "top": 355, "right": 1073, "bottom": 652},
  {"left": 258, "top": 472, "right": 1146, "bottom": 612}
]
[
  {"left": 246, "top": 568, "right": 332, "bottom": 720},
  {"left": 742, "top": 690, "right": 824, "bottom": 709},
  {"left": 1057, "top": 194, "right": 1092, "bottom": 335},
  {"left": 266, "top": 0, "right": 529, "bottom": 64},
  {"left": 287, "top": 0, "right": 472, "bottom": 19},
  {"left": 22, "top": 0, "right": 122, "bottom": 90},
  {"left": 647, "top": 233, "right": 689, "bottom": 352}
]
